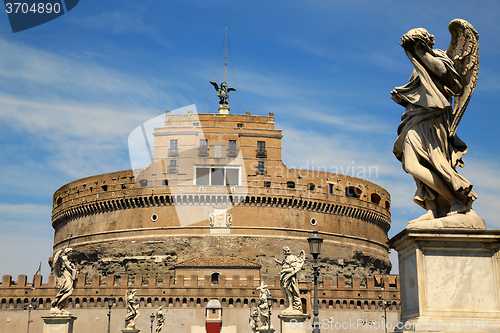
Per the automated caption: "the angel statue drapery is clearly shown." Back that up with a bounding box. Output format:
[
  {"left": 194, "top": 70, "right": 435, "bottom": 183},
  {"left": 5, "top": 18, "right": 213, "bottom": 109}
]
[
  {"left": 50, "top": 248, "right": 77, "bottom": 315},
  {"left": 125, "top": 289, "right": 140, "bottom": 330},
  {"left": 391, "top": 19, "right": 483, "bottom": 227},
  {"left": 274, "top": 247, "right": 305, "bottom": 314}
]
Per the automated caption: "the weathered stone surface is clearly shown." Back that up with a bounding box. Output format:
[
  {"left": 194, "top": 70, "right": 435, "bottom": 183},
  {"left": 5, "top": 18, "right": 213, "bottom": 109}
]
[{"left": 69, "top": 237, "right": 390, "bottom": 283}]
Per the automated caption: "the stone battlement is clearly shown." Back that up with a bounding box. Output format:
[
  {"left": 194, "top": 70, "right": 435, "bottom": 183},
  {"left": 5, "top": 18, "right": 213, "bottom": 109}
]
[{"left": 0, "top": 273, "right": 400, "bottom": 311}]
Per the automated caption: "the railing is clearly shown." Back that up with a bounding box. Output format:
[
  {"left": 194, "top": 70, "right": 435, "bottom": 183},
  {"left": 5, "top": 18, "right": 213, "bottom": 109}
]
[
  {"left": 256, "top": 167, "right": 267, "bottom": 175},
  {"left": 198, "top": 148, "right": 209, "bottom": 157},
  {"left": 168, "top": 149, "right": 179, "bottom": 157},
  {"left": 227, "top": 148, "right": 238, "bottom": 157},
  {"left": 256, "top": 150, "right": 267, "bottom": 158},
  {"left": 167, "top": 166, "right": 178, "bottom": 174}
]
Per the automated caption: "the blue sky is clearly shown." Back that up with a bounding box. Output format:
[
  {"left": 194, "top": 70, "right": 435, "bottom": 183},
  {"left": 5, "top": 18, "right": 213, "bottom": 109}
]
[{"left": 0, "top": 0, "right": 499, "bottom": 280}]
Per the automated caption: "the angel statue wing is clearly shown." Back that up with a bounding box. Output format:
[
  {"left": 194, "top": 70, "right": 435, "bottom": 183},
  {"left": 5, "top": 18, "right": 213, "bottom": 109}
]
[
  {"left": 51, "top": 249, "right": 63, "bottom": 288},
  {"left": 209, "top": 81, "right": 219, "bottom": 91},
  {"left": 227, "top": 87, "right": 236, "bottom": 92},
  {"left": 291, "top": 250, "right": 306, "bottom": 275},
  {"left": 446, "top": 19, "right": 479, "bottom": 136}
]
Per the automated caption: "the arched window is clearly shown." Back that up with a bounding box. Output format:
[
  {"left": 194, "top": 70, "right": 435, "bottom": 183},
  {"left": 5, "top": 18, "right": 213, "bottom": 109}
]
[
  {"left": 211, "top": 272, "right": 220, "bottom": 285},
  {"left": 286, "top": 181, "right": 295, "bottom": 189},
  {"left": 370, "top": 193, "right": 381, "bottom": 205},
  {"left": 345, "top": 186, "right": 362, "bottom": 199},
  {"left": 307, "top": 183, "right": 315, "bottom": 191}
]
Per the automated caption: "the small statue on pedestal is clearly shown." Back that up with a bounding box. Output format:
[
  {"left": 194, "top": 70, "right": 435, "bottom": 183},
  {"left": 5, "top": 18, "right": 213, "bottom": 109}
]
[
  {"left": 274, "top": 247, "right": 305, "bottom": 315},
  {"left": 50, "top": 248, "right": 77, "bottom": 316},
  {"left": 124, "top": 289, "right": 140, "bottom": 330},
  {"left": 155, "top": 306, "right": 165, "bottom": 332}
]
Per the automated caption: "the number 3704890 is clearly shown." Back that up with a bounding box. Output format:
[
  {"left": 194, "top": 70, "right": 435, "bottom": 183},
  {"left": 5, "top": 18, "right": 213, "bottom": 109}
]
[{"left": 5, "top": 3, "right": 61, "bottom": 14}]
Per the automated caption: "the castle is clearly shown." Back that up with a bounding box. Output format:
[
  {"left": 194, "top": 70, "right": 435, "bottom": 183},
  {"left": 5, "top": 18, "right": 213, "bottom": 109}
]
[{"left": 0, "top": 108, "right": 400, "bottom": 333}]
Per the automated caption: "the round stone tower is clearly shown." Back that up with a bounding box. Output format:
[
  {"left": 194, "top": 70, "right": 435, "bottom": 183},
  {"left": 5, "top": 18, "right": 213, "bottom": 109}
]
[{"left": 51, "top": 109, "right": 392, "bottom": 285}]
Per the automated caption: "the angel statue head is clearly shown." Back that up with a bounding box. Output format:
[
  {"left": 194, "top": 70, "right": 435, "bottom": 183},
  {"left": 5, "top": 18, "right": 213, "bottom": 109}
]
[{"left": 402, "top": 28, "right": 435, "bottom": 48}]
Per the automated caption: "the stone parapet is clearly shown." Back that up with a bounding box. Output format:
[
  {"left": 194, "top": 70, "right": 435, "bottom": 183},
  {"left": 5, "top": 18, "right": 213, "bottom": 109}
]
[{"left": 0, "top": 274, "right": 400, "bottom": 311}]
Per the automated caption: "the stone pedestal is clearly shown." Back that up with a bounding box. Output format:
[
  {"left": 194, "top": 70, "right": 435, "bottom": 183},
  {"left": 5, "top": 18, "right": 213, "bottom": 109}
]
[
  {"left": 389, "top": 228, "right": 500, "bottom": 332},
  {"left": 42, "top": 315, "right": 77, "bottom": 333},
  {"left": 279, "top": 313, "right": 310, "bottom": 333},
  {"left": 122, "top": 329, "right": 140, "bottom": 333},
  {"left": 218, "top": 105, "right": 230, "bottom": 114},
  {"left": 257, "top": 327, "right": 275, "bottom": 333}
]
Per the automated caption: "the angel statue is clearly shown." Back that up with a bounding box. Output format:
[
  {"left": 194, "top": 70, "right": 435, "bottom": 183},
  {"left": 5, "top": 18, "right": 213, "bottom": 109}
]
[
  {"left": 254, "top": 281, "right": 272, "bottom": 330},
  {"left": 274, "top": 247, "right": 305, "bottom": 314},
  {"left": 156, "top": 306, "right": 165, "bottom": 333},
  {"left": 125, "top": 289, "right": 140, "bottom": 330},
  {"left": 391, "top": 19, "right": 483, "bottom": 228},
  {"left": 249, "top": 307, "right": 259, "bottom": 332},
  {"left": 50, "top": 248, "right": 77, "bottom": 315},
  {"left": 209, "top": 81, "right": 236, "bottom": 106}
]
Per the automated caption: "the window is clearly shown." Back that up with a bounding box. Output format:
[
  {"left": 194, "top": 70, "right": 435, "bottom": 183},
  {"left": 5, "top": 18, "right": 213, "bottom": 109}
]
[
  {"left": 211, "top": 168, "right": 224, "bottom": 185},
  {"left": 264, "top": 181, "right": 271, "bottom": 188},
  {"left": 168, "top": 160, "right": 177, "bottom": 174},
  {"left": 169, "top": 139, "right": 179, "bottom": 157},
  {"left": 256, "top": 161, "right": 266, "bottom": 175},
  {"left": 237, "top": 124, "right": 243, "bottom": 128},
  {"left": 211, "top": 272, "right": 220, "bottom": 285},
  {"left": 195, "top": 167, "right": 240, "bottom": 186},
  {"left": 256, "top": 141, "right": 267, "bottom": 158},
  {"left": 199, "top": 139, "right": 209, "bottom": 157},
  {"left": 329, "top": 183, "right": 334, "bottom": 194},
  {"left": 345, "top": 186, "right": 362, "bottom": 199},
  {"left": 196, "top": 168, "right": 210, "bottom": 185},
  {"left": 307, "top": 183, "right": 315, "bottom": 191},
  {"left": 225, "top": 169, "right": 239, "bottom": 186},
  {"left": 193, "top": 122, "right": 199, "bottom": 127},
  {"left": 228, "top": 140, "right": 237, "bottom": 157},
  {"left": 371, "top": 193, "right": 381, "bottom": 205},
  {"left": 139, "top": 179, "right": 148, "bottom": 187},
  {"left": 101, "top": 185, "right": 108, "bottom": 192},
  {"left": 286, "top": 181, "right": 295, "bottom": 189}
]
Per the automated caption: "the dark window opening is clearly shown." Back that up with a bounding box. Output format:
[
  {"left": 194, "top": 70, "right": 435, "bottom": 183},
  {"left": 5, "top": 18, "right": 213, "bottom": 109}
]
[
  {"left": 139, "top": 180, "right": 148, "bottom": 187},
  {"left": 211, "top": 273, "right": 219, "bottom": 285},
  {"left": 329, "top": 184, "right": 334, "bottom": 194},
  {"left": 101, "top": 185, "right": 108, "bottom": 192},
  {"left": 237, "top": 124, "right": 243, "bottom": 128},
  {"left": 286, "top": 181, "right": 296, "bottom": 189},
  {"left": 307, "top": 183, "right": 315, "bottom": 191},
  {"left": 256, "top": 161, "right": 266, "bottom": 175},
  {"left": 371, "top": 193, "right": 381, "bottom": 205},
  {"left": 264, "top": 181, "right": 271, "bottom": 188},
  {"left": 345, "top": 186, "right": 362, "bottom": 199},
  {"left": 121, "top": 184, "right": 127, "bottom": 189}
]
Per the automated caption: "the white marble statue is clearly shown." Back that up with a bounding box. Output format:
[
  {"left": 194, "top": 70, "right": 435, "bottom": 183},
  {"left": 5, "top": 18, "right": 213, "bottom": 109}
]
[
  {"left": 125, "top": 289, "right": 140, "bottom": 330},
  {"left": 249, "top": 306, "right": 259, "bottom": 331},
  {"left": 156, "top": 306, "right": 165, "bottom": 332},
  {"left": 50, "top": 248, "right": 77, "bottom": 315},
  {"left": 274, "top": 247, "right": 305, "bottom": 314},
  {"left": 254, "top": 281, "right": 272, "bottom": 330},
  {"left": 391, "top": 19, "right": 483, "bottom": 228}
]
